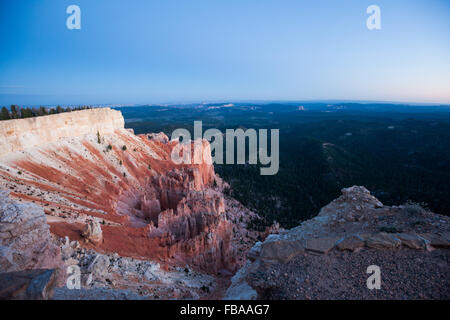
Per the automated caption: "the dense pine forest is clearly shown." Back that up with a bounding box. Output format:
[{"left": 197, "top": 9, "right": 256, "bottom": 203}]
[
  {"left": 117, "top": 103, "right": 450, "bottom": 229},
  {"left": 0, "top": 105, "right": 93, "bottom": 121}
]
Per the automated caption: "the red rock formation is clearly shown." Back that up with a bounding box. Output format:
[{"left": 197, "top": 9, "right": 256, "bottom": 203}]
[{"left": 0, "top": 109, "right": 236, "bottom": 273}]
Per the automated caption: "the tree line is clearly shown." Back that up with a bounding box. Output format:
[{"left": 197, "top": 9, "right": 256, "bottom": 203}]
[{"left": 0, "top": 105, "right": 93, "bottom": 121}]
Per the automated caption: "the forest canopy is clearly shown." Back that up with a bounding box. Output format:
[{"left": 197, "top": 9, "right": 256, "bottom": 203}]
[{"left": 0, "top": 105, "right": 93, "bottom": 121}]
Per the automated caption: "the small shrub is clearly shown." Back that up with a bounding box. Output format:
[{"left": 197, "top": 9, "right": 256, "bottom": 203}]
[
  {"left": 107, "top": 144, "right": 112, "bottom": 151},
  {"left": 403, "top": 200, "right": 428, "bottom": 215},
  {"left": 201, "top": 285, "right": 210, "bottom": 293},
  {"left": 97, "top": 132, "right": 101, "bottom": 144},
  {"left": 122, "top": 145, "right": 127, "bottom": 151}
]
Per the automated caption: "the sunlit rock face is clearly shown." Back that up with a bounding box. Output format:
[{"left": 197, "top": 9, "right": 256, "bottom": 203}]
[
  {"left": 0, "top": 108, "right": 236, "bottom": 273},
  {"left": 0, "top": 108, "right": 124, "bottom": 157}
]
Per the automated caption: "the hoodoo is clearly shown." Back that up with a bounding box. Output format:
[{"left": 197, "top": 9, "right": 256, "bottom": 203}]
[{"left": 0, "top": 108, "right": 257, "bottom": 279}]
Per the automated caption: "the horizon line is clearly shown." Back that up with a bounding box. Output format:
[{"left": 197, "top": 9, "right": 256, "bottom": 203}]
[{"left": 1, "top": 99, "right": 450, "bottom": 108}]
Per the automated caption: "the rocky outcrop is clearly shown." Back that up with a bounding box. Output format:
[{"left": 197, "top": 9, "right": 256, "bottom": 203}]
[
  {"left": 224, "top": 261, "right": 257, "bottom": 300},
  {"left": 0, "top": 108, "right": 124, "bottom": 156},
  {"left": 0, "top": 109, "right": 249, "bottom": 274},
  {"left": 0, "top": 191, "right": 63, "bottom": 274},
  {"left": 147, "top": 133, "right": 170, "bottom": 144},
  {"left": 0, "top": 269, "right": 58, "bottom": 300},
  {"left": 225, "top": 186, "right": 450, "bottom": 300},
  {"left": 55, "top": 236, "right": 219, "bottom": 299},
  {"left": 82, "top": 220, "right": 103, "bottom": 244}
]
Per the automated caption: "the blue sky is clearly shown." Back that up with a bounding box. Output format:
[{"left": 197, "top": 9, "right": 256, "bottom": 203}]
[{"left": 0, "top": 0, "right": 449, "bottom": 105}]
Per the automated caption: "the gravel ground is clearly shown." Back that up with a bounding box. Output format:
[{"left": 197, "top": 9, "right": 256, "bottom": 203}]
[
  {"left": 53, "top": 288, "right": 147, "bottom": 300},
  {"left": 248, "top": 248, "right": 450, "bottom": 300}
]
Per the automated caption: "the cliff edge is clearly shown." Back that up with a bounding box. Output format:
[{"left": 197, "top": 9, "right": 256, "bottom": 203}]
[
  {"left": 0, "top": 108, "right": 259, "bottom": 279},
  {"left": 0, "top": 108, "right": 124, "bottom": 157},
  {"left": 226, "top": 186, "right": 450, "bottom": 300}
]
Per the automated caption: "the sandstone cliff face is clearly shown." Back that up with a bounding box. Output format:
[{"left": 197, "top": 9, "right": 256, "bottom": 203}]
[
  {"left": 0, "top": 108, "right": 124, "bottom": 157},
  {"left": 226, "top": 186, "right": 450, "bottom": 300},
  {"left": 0, "top": 108, "right": 240, "bottom": 274}
]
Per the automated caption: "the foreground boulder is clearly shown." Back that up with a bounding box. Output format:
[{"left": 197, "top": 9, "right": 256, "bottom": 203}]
[
  {"left": 0, "top": 269, "right": 57, "bottom": 300},
  {"left": 82, "top": 220, "right": 103, "bottom": 244},
  {"left": 0, "top": 191, "right": 63, "bottom": 274}
]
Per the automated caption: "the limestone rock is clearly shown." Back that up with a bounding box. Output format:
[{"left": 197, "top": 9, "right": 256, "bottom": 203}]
[
  {"left": 260, "top": 239, "right": 304, "bottom": 263},
  {"left": 0, "top": 108, "right": 124, "bottom": 157},
  {"left": 0, "top": 269, "right": 57, "bottom": 300},
  {"left": 396, "top": 233, "right": 428, "bottom": 250},
  {"left": 0, "top": 191, "right": 63, "bottom": 274},
  {"left": 87, "top": 254, "right": 110, "bottom": 281},
  {"left": 225, "top": 281, "right": 257, "bottom": 300},
  {"left": 247, "top": 241, "right": 262, "bottom": 262},
  {"left": 304, "top": 237, "right": 340, "bottom": 254},
  {"left": 336, "top": 235, "right": 365, "bottom": 252},
  {"left": 147, "top": 132, "right": 169, "bottom": 144},
  {"left": 144, "top": 262, "right": 161, "bottom": 281},
  {"left": 419, "top": 233, "right": 450, "bottom": 249},
  {"left": 224, "top": 261, "right": 257, "bottom": 300},
  {"left": 318, "top": 186, "right": 383, "bottom": 222},
  {"left": 82, "top": 220, "right": 103, "bottom": 244},
  {"left": 366, "top": 232, "right": 401, "bottom": 249},
  {"left": 61, "top": 236, "right": 74, "bottom": 259},
  {"left": 226, "top": 186, "right": 450, "bottom": 300}
]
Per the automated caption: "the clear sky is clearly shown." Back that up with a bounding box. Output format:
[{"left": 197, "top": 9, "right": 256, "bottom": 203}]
[{"left": 0, "top": 0, "right": 449, "bottom": 105}]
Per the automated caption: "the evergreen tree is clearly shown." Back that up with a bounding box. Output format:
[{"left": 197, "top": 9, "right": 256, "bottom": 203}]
[
  {"left": 31, "top": 107, "right": 39, "bottom": 117},
  {"left": 0, "top": 107, "right": 10, "bottom": 120},
  {"left": 39, "top": 106, "right": 48, "bottom": 116},
  {"left": 10, "top": 105, "right": 20, "bottom": 119},
  {"left": 21, "top": 107, "right": 34, "bottom": 118}
]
